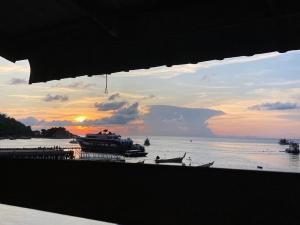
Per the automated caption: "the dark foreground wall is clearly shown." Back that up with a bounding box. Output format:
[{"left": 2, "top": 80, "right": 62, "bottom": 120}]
[{"left": 0, "top": 160, "right": 299, "bottom": 225}]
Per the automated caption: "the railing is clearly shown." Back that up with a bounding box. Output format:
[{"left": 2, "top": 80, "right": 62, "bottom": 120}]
[
  {"left": 0, "top": 148, "right": 75, "bottom": 160},
  {"left": 80, "top": 152, "right": 125, "bottom": 162},
  {"left": 0, "top": 147, "right": 125, "bottom": 162}
]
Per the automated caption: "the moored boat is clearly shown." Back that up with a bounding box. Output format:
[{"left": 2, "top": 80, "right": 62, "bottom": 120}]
[
  {"left": 69, "top": 139, "right": 78, "bottom": 144},
  {"left": 144, "top": 138, "right": 150, "bottom": 146},
  {"left": 285, "top": 142, "right": 300, "bottom": 154},
  {"left": 198, "top": 161, "right": 214, "bottom": 168},
  {"left": 124, "top": 150, "right": 148, "bottom": 157},
  {"left": 19, "top": 136, "right": 31, "bottom": 139},
  {"left": 76, "top": 129, "right": 147, "bottom": 157},
  {"left": 279, "top": 138, "right": 291, "bottom": 145},
  {"left": 155, "top": 152, "right": 186, "bottom": 164}
]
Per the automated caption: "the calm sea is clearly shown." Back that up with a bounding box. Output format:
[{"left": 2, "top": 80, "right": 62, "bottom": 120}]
[
  {"left": 0, "top": 136, "right": 298, "bottom": 172},
  {"left": 0, "top": 136, "right": 298, "bottom": 225}
]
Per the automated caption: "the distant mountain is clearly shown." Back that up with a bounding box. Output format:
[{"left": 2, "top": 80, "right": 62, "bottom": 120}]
[
  {"left": 141, "top": 105, "right": 224, "bottom": 137},
  {"left": 0, "top": 114, "right": 33, "bottom": 138}
]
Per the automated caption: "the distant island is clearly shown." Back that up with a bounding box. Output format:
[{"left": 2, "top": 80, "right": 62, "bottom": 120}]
[
  {"left": 35, "top": 127, "right": 78, "bottom": 139},
  {"left": 0, "top": 114, "right": 77, "bottom": 139}
]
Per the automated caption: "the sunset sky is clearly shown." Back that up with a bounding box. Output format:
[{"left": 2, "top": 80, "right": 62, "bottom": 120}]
[{"left": 1, "top": 50, "right": 300, "bottom": 138}]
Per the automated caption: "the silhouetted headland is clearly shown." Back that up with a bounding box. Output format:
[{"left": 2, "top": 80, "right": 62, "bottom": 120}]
[{"left": 0, "top": 114, "right": 77, "bottom": 139}]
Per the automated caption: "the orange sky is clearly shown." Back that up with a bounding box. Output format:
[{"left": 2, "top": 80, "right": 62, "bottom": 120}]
[
  {"left": 2, "top": 50, "right": 300, "bottom": 138},
  {"left": 208, "top": 112, "right": 300, "bottom": 138}
]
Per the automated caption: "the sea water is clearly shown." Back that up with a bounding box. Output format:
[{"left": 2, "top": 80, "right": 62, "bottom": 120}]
[
  {"left": 130, "top": 136, "right": 299, "bottom": 172},
  {"left": 0, "top": 136, "right": 298, "bottom": 225},
  {"left": 0, "top": 136, "right": 297, "bottom": 172}
]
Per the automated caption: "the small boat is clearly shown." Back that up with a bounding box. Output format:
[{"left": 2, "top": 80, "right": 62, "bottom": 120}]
[
  {"left": 136, "top": 160, "right": 145, "bottom": 164},
  {"left": 198, "top": 161, "right": 214, "bottom": 168},
  {"left": 144, "top": 138, "right": 150, "bottom": 146},
  {"left": 19, "top": 136, "right": 31, "bottom": 139},
  {"left": 155, "top": 152, "right": 186, "bottom": 164},
  {"left": 69, "top": 139, "right": 78, "bottom": 144},
  {"left": 285, "top": 142, "right": 300, "bottom": 154},
  {"left": 279, "top": 138, "right": 290, "bottom": 145},
  {"left": 124, "top": 150, "right": 148, "bottom": 157}
]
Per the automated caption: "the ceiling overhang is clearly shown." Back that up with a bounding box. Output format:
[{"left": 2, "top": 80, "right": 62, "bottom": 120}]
[{"left": 1, "top": 1, "right": 300, "bottom": 83}]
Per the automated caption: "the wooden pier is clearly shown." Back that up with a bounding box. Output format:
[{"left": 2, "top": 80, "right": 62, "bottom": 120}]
[
  {"left": 80, "top": 151, "right": 125, "bottom": 163},
  {"left": 0, "top": 147, "right": 74, "bottom": 160},
  {"left": 0, "top": 147, "right": 125, "bottom": 162}
]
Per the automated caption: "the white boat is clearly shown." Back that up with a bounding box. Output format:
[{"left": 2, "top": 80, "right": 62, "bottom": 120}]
[{"left": 76, "top": 129, "right": 147, "bottom": 156}]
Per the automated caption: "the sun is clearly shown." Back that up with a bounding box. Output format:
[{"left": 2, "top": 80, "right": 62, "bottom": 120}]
[{"left": 75, "top": 116, "right": 87, "bottom": 123}]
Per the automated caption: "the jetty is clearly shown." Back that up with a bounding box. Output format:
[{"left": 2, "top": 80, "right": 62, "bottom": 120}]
[
  {"left": 0, "top": 147, "right": 126, "bottom": 162},
  {"left": 0, "top": 147, "right": 75, "bottom": 160},
  {"left": 80, "top": 151, "right": 125, "bottom": 163}
]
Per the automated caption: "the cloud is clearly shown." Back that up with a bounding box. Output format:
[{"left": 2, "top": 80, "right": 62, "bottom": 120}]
[
  {"left": 249, "top": 102, "right": 300, "bottom": 111},
  {"left": 19, "top": 117, "right": 43, "bottom": 126},
  {"left": 9, "top": 78, "right": 28, "bottom": 85},
  {"left": 45, "top": 120, "right": 73, "bottom": 126},
  {"left": 19, "top": 117, "right": 72, "bottom": 127},
  {"left": 89, "top": 102, "right": 140, "bottom": 125},
  {"left": 92, "top": 97, "right": 141, "bottom": 124},
  {"left": 21, "top": 102, "right": 140, "bottom": 127},
  {"left": 44, "top": 94, "right": 69, "bottom": 102},
  {"left": 95, "top": 101, "right": 127, "bottom": 111},
  {"left": 0, "top": 59, "right": 29, "bottom": 74},
  {"left": 114, "top": 64, "right": 200, "bottom": 79},
  {"left": 117, "top": 93, "right": 155, "bottom": 100},
  {"left": 142, "top": 105, "right": 224, "bottom": 136},
  {"left": 113, "top": 52, "right": 280, "bottom": 78},
  {"left": 108, "top": 93, "right": 120, "bottom": 101},
  {"left": 200, "top": 52, "right": 280, "bottom": 68},
  {"left": 142, "top": 94, "right": 155, "bottom": 100},
  {"left": 105, "top": 102, "right": 139, "bottom": 124},
  {"left": 200, "top": 75, "right": 210, "bottom": 82},
  {"left": 52, "top": 82, "right": 96, "bottom": 89},
  {"left": 21, "top": 118, "right": 71, "bottom": 127},
  {"left": 19, "top": 104, "right": 226, "bottom": 136},
  {"left": 66, "top": 82, "right": 96, "bottom": 89}
]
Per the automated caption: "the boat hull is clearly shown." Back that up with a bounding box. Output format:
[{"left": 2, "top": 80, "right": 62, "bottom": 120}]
[
  {"left": 124, "top": 152, "right": 148, "bottom": 157},
  {"left": 155, "top": 157, "right": 183, "bottom": 164},
  {"left": 155, "top": 153, "right": 186, "bottom": 164},
  {"left": 285, "top": 149, "right": 300, "bottom": 154},
  {"left": 198, "top": 161, "right": 214, "bottom": 168}
]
